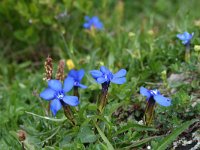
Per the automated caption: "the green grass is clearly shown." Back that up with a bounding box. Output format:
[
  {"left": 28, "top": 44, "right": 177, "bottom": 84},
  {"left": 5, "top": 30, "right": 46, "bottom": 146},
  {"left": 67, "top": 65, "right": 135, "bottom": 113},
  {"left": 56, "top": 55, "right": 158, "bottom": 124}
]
[{"left": 0, "top": 0, "right": 200, "bottom": 149}]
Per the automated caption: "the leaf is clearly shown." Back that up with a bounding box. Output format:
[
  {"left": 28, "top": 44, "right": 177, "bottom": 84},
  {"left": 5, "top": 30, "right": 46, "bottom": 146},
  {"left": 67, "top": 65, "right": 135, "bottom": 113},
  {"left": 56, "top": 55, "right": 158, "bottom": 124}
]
[
  {"left": 77, "top": 126, "right": 97, "bottom": 143},
  {"left": 95, "top": 123, "right": 114, "bottom": 150},
  {"left": 155, "top": 119, "right": 198, "bottom": 150},
  {"left": 108, "top": 53, "right": 115, "bottom": 68},
  {"left": 114, "top": 122, "right": 157, "bottom": 136},
  {"left": 14, "top": 27, "right": 39, "bottom": 44},
  {"left": 122, "top": 136, "right": 161, "bottom": 149},
  {"left": 25, "top": 111, "right": 66, "bottom": 122},
  {"left": 89, "top": 115, "right": 113, "bottom": 126},
  {"left": 106, "top": 101, "right": 126, "bottom": 117}
]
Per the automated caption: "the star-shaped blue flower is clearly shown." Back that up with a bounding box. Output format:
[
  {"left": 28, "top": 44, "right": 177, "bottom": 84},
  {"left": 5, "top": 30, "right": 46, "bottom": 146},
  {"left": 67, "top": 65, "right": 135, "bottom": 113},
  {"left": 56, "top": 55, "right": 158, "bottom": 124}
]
[
  {"left": 68, "top": 69, "right": 87, "bottom": 89},
  {"left": 83, "top": 16, "right": 103, "bottom": 30},
  {"left": 140, "top": 87, "right": 171, "bottom": 107},
  {"left": 40, "top": 78, "right": 79, "bottom": 116},
  {"left": 177, "top": 32, "right": 194, "bottom": 45},
  {"left": 90, "top": 66, "right": 126, "bottom": 84}
]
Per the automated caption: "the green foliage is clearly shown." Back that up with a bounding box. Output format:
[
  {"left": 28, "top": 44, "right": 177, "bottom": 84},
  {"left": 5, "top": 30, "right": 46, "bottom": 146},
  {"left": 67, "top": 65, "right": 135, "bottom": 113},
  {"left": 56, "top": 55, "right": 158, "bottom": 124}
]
[
  {"left": 155, "top": 119, "right": 198, "bottom": 150},
  {"left": 95, "top": 123, "right": 114, "bottom": 150}
]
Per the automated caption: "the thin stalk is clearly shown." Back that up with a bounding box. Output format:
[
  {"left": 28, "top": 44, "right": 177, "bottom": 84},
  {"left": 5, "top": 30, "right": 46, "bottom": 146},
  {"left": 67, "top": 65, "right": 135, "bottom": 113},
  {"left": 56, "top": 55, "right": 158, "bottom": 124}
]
[
  {"left": 144, "top": 97, "right": 156, "bottom": 126},
  {"left": 40, "top": 126, "right": 61, "bottom": 144},
  {"left": 98, "top": 82, "right": 109, "bottom": 113},
  {"left": 73, "top": 86, "right": 79, "bottom": 99},
  {"left": 185, "top": 43, "right": 191, "bottom": 62},
  {"left": 25, "top": 111, "right": 66, "bottom": 122},
  {"left": 63, "top": 105, "right": 76, "bottom": 126},
  {"left": 73, "top": 86, "right": 79, "bottom": 112},
  {"left": 138, "top": 49, "right": 144, "bottom": 70}
]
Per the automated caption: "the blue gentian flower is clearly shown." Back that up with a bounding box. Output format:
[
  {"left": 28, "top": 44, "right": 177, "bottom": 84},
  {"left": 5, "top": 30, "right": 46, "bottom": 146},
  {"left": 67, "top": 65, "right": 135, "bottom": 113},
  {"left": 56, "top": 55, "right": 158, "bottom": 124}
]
[
  {"left": 90, "top": 66, "right": 126, "bottom": 84},
  {"left": 40, "top": 78, "right": 79, "bottom": 116},
  {"left": 68, "top": 69, "right": 87, "bottom": 89},
  {"left": 83, "top": 16, "right": 103, "bottom": 30},
  {"left": 140, "top": 87, "right": 171, "bottom": 107},
  {"left": 177, "top": 32, "right": 194, "bottom": 45}
]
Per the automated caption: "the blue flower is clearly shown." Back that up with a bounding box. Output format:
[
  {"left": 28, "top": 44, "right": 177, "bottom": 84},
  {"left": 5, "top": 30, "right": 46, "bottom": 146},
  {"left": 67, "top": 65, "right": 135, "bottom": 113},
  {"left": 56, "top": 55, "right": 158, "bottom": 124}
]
[
  {"left": 140, "top": 87, "right": 171, "bottom": 107},
  {"left": 90, "top": 66, "right": 126, "bottom": 84},
  {"left": 83, "top": 16, "right": 103, "bottom": 30},
  {"left": 40, "top": 78, "right": 79, "bottom": 116},
  {"left": 68, "top": 69, "right": 87, "bottom": 89},
  {"left": 177, "top": 32, "right": 194, "bottom": 45}
]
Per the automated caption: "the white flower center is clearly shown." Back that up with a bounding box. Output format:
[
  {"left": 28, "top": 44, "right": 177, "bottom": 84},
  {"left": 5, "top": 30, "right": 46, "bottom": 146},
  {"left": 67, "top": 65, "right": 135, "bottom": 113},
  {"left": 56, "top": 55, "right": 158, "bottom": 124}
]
[
  {"left": 151, "top": 89, "right": 159, "bottom": 95},
  {"left": 74, "top": 81, "right": 79, "bottom": 86},
  {"left": 56, "top": 91, "right": 64, "bottom": 99},
  {"left": 104, "top": 74, "right": 108, "bottom": 80}
]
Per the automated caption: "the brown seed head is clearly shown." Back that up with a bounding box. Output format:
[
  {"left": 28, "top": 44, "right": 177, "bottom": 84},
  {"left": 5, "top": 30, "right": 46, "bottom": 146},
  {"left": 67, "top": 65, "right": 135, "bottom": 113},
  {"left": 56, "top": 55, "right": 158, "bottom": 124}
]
[
  {"left": 56, "top": 59, "right": 65, "bottom": 81},
  {"left": 43, "top": 55, "right": 53, "bottom": 81},
  {"left": 17, "top": 130, "right": 26, "bottom": 141}
]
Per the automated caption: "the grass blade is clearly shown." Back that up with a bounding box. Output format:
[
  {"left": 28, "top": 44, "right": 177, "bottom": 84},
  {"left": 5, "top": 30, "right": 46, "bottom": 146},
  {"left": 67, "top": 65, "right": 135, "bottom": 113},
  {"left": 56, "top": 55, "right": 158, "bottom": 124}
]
[
  {"left": 95, "top": 123, "right": 114, "bottom": 150},
  {"left": 156, "top": 119, "right": 198, "bottom": 150},
  {"left": 121, "top": 136, "right": 161, "bottom": 149},
  {"left": 114, "top": 123, "right": 157, "bottom": 136},
  {"left": 25, "top": 111, "right": 66, "bottom": 122}
]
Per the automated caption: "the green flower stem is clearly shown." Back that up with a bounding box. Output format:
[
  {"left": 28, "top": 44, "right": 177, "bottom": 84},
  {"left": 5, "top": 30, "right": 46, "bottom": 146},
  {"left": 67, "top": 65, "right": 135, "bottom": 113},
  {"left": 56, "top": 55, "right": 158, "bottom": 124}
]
[
  {"left": 98, "top": 83, "right": 109, "bottom": 114},
  {"left": 185, "top": 43, "right": 191, "bottom": 62},
  {"left": 144, "top": 97, "right": 156, "bottom": 126},
  {"left": 47, "top": 102, "right": 51, "bottom": 116},
  {"left": 73, "top": 86, "right": 79, "bottom": 112},
  {"left": 138, "top": 49, "right": 144, "bottom": 70},
  {"left": 63, "top": 105, "right": 76, "bottom": 126},
  {"left": 73, "top": 86, "right": 79, "bottom": 99}
]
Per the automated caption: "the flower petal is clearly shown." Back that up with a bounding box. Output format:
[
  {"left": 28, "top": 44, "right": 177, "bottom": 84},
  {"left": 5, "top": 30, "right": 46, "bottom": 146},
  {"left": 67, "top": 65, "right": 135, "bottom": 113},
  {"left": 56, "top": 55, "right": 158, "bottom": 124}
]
[
  {"left": 77, "top": 69, "right": 85, "bottom": 81},
  {"left": 191, "top": 32, "right": 194, "bottom": 37},
  {"left": 63, "top": 96, "right": 79, "bottom": 106},
  {"left": 177, "top": 32, "right": 193, "bottom": 45},
  {"left": 183, "top": 32, "right": 190, "bottom": 39},
  {"left": 113, "top": 69, "right": 127, "bottom": 78},
  {"left": 151, "top": 89, "right": 161, "bottom": 95},
  {"left": 90, "top": 70, "right": 103, "bottom": 78},
  {"left": 78, "top": 83, "right": 87, "bottom": 89},
  {"left": 154, "top": 95, "right": 171, "bottom": 107},
  {"left": 83, "top": 23, "right": 90, "bottom": 29},
  {"left": 40, "top": 88, "right": 56, "bottom": 100},
  {"left": 91, "top": 16, "right": 103, "bottom": 29},
  {"left": 68, "top": 69, "right": 78, "bottom": 79},
  {"left": 111, "top": 77, "right": 126, "bottom": 84},
  {"left": 95, "top": 22, "right": 103, "bottom": 30},
  {"left": 182, "top": 41, "right": 187, "bottom": 44},
  {"left": 50, "top": 99, "right": 62, "bottom": 116},
  {"left": 97, "top": 77, "right": 107, "bottom": 84},
  {"left": 91, "top": 16, "right": 99, "bottom": 22},
  {"left": 177, "top": 33, "right": 185, "bottom": 40},
  {"left": 84, "top": 16, "right": 90, "bottom": 21},
  {"left": 48, "top": 80, "right": 62, "bottom": 91},
  {"left": 63, "top": 77, "right": 74, "bottom": 93},
  {"left": 100, "top": 66, "right": 109, "bottom": 74},
  {"left": 140, "top": 87, "right": 151, "bottom": 98}
]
